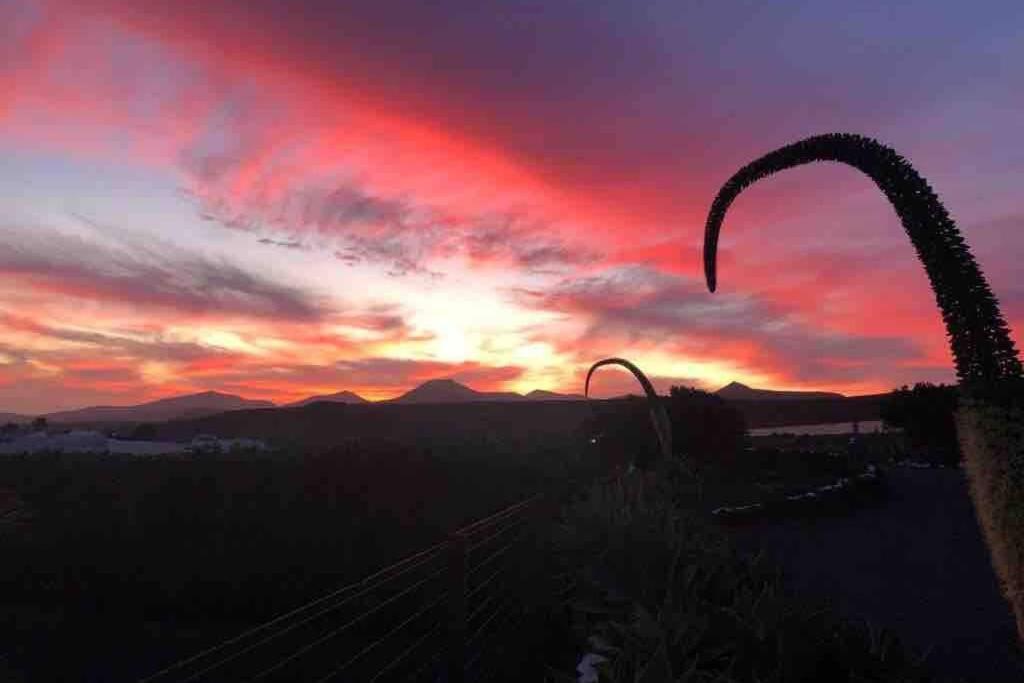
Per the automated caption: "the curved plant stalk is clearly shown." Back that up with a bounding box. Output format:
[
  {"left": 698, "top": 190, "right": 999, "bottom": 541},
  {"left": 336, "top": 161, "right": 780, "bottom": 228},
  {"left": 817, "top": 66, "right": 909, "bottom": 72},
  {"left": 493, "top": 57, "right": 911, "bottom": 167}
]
[
  {"left": 704, "top": 132, "right": 1021, "bottom": 384},
  {"left": 703, "top": 132, "right": 1024, "bottom": 638},
  {"left": 585, "top": 358, "right": 673, "bottom": 464}
]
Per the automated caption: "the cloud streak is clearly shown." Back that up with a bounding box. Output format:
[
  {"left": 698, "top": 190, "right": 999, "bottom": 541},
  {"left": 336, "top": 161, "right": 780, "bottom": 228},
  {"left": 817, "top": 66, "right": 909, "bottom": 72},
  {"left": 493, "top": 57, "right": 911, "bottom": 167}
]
[
  {"left": 0, "top": 222, "right": 326, "bottom": 321},
  {"left": 514, "top": 266, "right": 926, "bottom": 389}
]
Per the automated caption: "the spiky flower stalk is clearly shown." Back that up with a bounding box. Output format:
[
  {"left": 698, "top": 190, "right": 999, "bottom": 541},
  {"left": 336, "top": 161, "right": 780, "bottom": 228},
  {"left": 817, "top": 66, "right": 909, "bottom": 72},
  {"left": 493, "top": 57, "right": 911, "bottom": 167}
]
[
  {"left": 703, "top": 133, "right": 1024, "bottom": 638},
  {"left": 704, "top": 133, "right": 1021, "bottom": 385},
  {"left": 585, "top": 358, "right": 673, "bottom": 465}
]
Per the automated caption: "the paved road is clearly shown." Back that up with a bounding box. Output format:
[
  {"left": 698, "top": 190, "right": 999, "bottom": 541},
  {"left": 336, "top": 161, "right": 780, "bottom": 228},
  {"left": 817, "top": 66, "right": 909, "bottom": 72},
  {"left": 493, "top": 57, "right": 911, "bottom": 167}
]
[{"left": 728, "top": 467, "right": 1023, "bottom": 682}]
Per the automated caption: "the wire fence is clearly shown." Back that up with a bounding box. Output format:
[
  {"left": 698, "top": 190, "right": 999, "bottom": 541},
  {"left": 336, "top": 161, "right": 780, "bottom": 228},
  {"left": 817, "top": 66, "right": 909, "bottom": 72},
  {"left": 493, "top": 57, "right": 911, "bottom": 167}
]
[{"left": 139, "top": 492, "right": 556, "bottom": 682}]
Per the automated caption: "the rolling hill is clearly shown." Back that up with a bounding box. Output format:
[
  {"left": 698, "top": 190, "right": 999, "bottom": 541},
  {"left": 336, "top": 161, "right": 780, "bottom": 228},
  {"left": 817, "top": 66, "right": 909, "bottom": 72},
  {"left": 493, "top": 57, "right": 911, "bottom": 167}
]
[
  {"left": 388, "top": 378, "right": 523, "bottom": 403},
  {"left": 45, "top": 391, "right": 275, "bottom": 424},
  {"left": 714, "top": 382, "right": 886, "bottom": 427},
  {"left": 286, "top": 391, "right": 369, "bottom": 407},
  {"left": 525, "top": 389, "right": 586, "bottom": 401},
  {"left": 13, "top": 380, "right": 588, "bottom": 425},
  {"left": 716, "top": 381, "right": 844, "bottom": 402},
  {"left": 387, "top": 379, "right": 584, "bottom": 404}
]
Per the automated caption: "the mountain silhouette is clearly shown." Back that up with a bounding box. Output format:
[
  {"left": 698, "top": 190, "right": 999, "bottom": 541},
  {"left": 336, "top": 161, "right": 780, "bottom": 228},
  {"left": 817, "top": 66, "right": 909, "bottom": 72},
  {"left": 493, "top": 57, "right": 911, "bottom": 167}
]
[
  {"left": 15, "top": 379, "right": 589, "bottom": 418},
  {"left": 715, "top": 381, "right": 843, "bottom": 401},
  {"left": 45, "top": 391, "right": 275, "bottom": 423},
  {"left": 286, "top": 391, "right": 369, "bottom": 407},
  {"left": 388, "top": 379, "right": 584, "bottom": 404},
  {"left": 388, "top": 378, "right": 519, "bottom": 404},
  {"left": 525, "top": 389, "right": 586, "bottom": 401}
]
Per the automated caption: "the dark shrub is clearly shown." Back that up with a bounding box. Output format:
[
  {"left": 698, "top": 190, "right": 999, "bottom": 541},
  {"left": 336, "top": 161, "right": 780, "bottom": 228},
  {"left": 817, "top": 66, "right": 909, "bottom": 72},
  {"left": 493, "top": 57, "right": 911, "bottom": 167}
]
[
  {"left": 666, "top": 386, "right": 746, "bottom": 465},
  {"left": 881, "top": 383, "right": 960, "bottom": 465}
]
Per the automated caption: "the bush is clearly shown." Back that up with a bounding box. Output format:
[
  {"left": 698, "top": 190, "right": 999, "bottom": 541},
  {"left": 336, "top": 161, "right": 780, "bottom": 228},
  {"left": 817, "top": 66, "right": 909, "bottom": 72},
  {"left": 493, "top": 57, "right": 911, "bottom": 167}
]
[
  {"left": 881, "top": 383, "right": 960, "bottom": 466},
  {"left": 583, "top": 387, "right": 748, "bottom": 472},
  {"left": 584, "top": 398, "right": 662, "bottom": 471},
  {"left": 549, "top": 460, "right": 930, "bottom": 682},
  {"left": 666, "top": 386, "right": 747, "bottom": 466}
]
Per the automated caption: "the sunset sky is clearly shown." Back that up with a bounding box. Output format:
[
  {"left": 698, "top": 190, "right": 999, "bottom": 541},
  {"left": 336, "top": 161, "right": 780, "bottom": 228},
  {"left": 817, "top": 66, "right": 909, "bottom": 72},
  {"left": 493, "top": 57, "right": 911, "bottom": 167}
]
[{"left": 2, "top": 1, "right": 1023, "bottom": 413}]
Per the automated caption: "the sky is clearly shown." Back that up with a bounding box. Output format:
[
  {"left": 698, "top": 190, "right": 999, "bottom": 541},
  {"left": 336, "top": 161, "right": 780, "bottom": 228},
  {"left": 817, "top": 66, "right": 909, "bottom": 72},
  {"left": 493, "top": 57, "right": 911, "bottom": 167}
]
[{"left": 1, "top": 0, "right": 1023, "bottom": 413}]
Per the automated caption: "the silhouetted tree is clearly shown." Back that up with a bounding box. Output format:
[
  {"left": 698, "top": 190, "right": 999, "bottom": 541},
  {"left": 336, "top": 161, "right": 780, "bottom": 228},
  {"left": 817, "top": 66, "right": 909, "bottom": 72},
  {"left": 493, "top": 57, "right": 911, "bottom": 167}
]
[
  {"left": 881, "top": 383, "right": 960, "bottom": 465},
  {"left": 666, "top": 386, "right": 746, "bottom": 465},
  {"left": 31, "top": 416, "right": 47, "bottom": 432},
  {"left": 702, "top": 132, "right": 1024, "bottom": 639}
]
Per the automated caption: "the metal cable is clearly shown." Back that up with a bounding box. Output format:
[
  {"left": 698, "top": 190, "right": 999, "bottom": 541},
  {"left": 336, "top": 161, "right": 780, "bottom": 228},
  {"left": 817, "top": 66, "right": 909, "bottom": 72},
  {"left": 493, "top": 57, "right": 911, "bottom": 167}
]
[
  {"left": 367, "top": 623, "right": 443, "bottom": 683},
  {"left": 311, "top": 592, "right": 449, "bottom": 683},
  {"left": 465, "top": 591, "right": 513, "bottom": 651},
  {"left": 455, "top": 495, "right": 541, "bottom": 539},
  {"left": 173, "top": 557, "right": 444, "bottom": 683},
  {"left": 467, "top": 583, "right": 510, "bottom": 628},
  {"left": 466, "top": 563, "right": 504, "bottom": 604},
  {"left": 466, "top": 514, "right": 529, "bottom": 556},
  {"left": 138, "top": 492, "right": 546, "bottom": 683},
  {"left": 464, "top": 596, "right": 524, "bottom": 681},
  {"left": 140, "top": 541, "right": 447, "bottom": 682},
  {"left": 467, "top": 529, "right": 525, "bottom": 581},
  {"left": 247, "top": 568, "right": 447, "bottom": 681}
]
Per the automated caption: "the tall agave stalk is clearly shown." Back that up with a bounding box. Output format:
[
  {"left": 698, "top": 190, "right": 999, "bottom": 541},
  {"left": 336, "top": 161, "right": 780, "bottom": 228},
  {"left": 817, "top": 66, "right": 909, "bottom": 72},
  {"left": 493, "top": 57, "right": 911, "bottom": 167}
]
[
  {"left": 703, "top": 132, "right": 1024, "bottom": 638},
  {"left": 585, "top": 357, "right": 673, "bottom": 465}
]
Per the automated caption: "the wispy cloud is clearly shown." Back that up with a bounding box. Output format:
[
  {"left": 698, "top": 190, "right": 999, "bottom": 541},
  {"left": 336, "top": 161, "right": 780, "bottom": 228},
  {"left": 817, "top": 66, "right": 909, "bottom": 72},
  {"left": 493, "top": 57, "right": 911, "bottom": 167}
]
[
  {"left": 0, "top": 221, "right": 327, "bottom": 321},
  {"left": 515, "top": 265, "right": 925, "bottom": 387},
  {"left": 257, "top": 237, "right": 307, "bottom": 250}
]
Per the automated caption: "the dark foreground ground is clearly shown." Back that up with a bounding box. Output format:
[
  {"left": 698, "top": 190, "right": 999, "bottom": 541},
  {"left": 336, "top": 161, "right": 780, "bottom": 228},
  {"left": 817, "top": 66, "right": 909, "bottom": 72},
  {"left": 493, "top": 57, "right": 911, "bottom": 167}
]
[{"left": 728, "top": 467, "right": 1024, "bottom": 682}]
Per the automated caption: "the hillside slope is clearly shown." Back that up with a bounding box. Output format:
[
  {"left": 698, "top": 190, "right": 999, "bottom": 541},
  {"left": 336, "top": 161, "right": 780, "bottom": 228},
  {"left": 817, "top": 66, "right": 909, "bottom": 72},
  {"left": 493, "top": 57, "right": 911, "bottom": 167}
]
[
  {"left": 716, "top": 381, "right": 844, "bottom": 401},
  {"left": 286, "top": 391, "right": 369, "bottom": 407},
  {"left": 46, "top": 391, "right": 275, "bottom": 424}
]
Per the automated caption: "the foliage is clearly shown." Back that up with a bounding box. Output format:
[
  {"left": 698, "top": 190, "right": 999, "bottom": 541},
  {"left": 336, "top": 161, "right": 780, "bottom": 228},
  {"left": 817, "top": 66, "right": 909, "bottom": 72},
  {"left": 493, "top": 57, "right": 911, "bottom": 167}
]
[
  {"left": 587, "top": 358, "right": 673, "bottom": 465},
  {"left": 665, "top": 386, "right": 746, "bottom": 466},
  {"left": 699, "top": 446, "right": 870, "bottom": 513},
  {"left": 585, "top": 398, "right": 662, "bottom": 471},
  {"left": 550, "top": 461, "right": 930, "bottom": 682},
  {"left": 584, "top": 386, "right": 748, "bottom": 473},
  {"left": 881, "top": 383, "right": 961, "bottom": 465}
]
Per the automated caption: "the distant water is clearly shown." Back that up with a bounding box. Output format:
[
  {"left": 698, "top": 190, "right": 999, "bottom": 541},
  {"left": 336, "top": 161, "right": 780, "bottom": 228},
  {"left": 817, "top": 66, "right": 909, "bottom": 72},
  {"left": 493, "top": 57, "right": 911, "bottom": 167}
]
[{"left": 749, "top": 420, "right": 890, "bottom": 437}]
